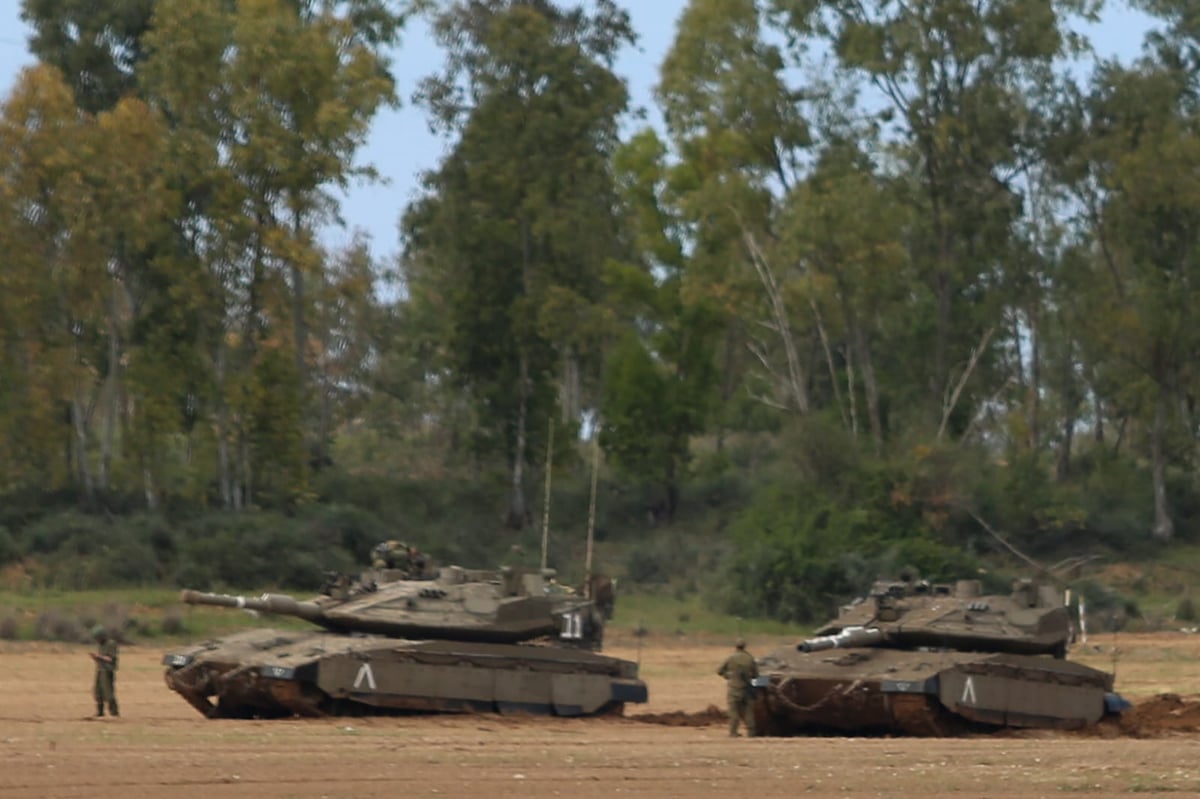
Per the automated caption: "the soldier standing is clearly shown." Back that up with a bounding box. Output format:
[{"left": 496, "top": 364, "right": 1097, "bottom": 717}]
[
  {"left": 717, "top": 639, "right": 757, "bottom": 737},
  {"left": 90, "top": 625, "right": 119, "bottom": 717}
]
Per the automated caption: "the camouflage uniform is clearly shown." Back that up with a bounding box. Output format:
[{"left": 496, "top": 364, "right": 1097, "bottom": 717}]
[
  {"left": 717, "top": 640, "right": 757, "bottom": 737},
  {"left": 405, "top": 546, "right": 428, "bottom": 578},
  {"left": 372, "top": 540, "right": 406, "bottom": 570},
  {"left": 92, "top": 626, "right": 119, "bottom": 717}
]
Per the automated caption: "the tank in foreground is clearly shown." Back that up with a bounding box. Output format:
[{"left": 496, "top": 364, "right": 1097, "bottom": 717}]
[
  {"left": 163, "top": 565, "right": 646, "bottom": 719},
  {"left": 753, "top": 577, "right": 1127, "bottom": 736}
]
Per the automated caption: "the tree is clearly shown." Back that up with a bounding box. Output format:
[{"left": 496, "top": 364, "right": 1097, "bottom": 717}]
[
  {"left": 1051, "top": 52, "right": 1200, "bottom": 540},
  {"left": 601, "top": 130, "right": 721, "bottom": 521},
  {"left": 776, "top": 141, "right": 911, "bottom": 451},
  {"left": 405, "top": 0, "right": 634, "bottom": 528},
  {"left": 137, "top": 0, "right": 401, "bottom": 508},
  {"left": 21, "top": 0, "right": 155, "bottom": 114},
  {"left": 772, "top": 0, "right": 1095, "bottom": 433},
  {"left": 657, "top": 0, "right": 813, "bottom": 421},
  {"left": 0, "top": 65, "right": 95, "bottom": 495}
]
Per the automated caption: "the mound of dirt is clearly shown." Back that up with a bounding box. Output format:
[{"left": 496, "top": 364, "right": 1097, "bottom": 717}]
[
  {"left": 631, "top": 704, "right": 727, "bottom": 727},
  {"left": 1118, "top": 693, "right": 1200, "bottom": 737}
]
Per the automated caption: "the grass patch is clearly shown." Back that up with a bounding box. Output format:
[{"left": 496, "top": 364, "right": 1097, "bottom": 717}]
[
  {"left": 0, "top": 587, "right": 310, "bottom": 641},
  {"left": 610, "top": 593, "right": 809, "bottom": 638}
]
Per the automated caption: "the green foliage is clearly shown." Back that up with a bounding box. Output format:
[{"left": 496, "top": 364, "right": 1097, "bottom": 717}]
[
  {"left": 21, "top": 0, "right": 152, "bottom": 113},
  {"left": 404, "top": 0, "right": 636, "bottom": 526},
  {"left": 8, "top": 0, "right": 1200, "bottom": 620},
  {"left": 1070, "top": 578, "right": 1141, "bottom": 632},
  {"left": 719, "top": 421, "right": 982, "bottom": 622}
]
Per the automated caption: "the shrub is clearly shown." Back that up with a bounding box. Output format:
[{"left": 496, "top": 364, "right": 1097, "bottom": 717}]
[
  {"left": 0, "top": 615, "right": 19, "bottom": 640},
  {"left": 1071, "top": 578, "right": 1140, "bottom": 632},
  {"left": 161, "top": 607, "right": 186, "bottom": 635},
  {"left": 0, "top": 525, "right": 19, "bottom": 565},
  {"left": 622, "top": 531, "right": 705, "bottom": 588},
  {"left": 721, "top": 460, "right": 980, "bottom": 624},
  {"left": 34, "top": 611, "right": 85, "bottom": 642}
]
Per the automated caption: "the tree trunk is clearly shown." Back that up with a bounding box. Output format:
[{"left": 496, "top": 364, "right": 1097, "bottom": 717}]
[
  {"left": 1056, "top": 411, "right": 1076, "bottom": 483},
  {"left": 809, "top": 297, "right": 847, "bottom": 430},
  {"left": 143, "top": 466, "right": 159, "bottom": 511},
  {"left": 855, "top": 325, "right": 883, "bottom": 454},
  {"left": 663, "top": 459, "right": 679, "bottom": 525},
  {"left": 507, "top": 350, "right": 530, "bottom": 529},
  {"left": 239, "top": 434, "right": 252, "bottom": 510},
  {"left": 838, "top": 285, "right": 882, "bottom": 453},
  {"left": 1027, "top": 305, "right": 1041, "bottom": 451},
  {"left": 716, "top": 324, "right": 742, "bottom": 454},
  {"left": 100, "top": 283, "right": 120, "bottom": 492},
  {"left": 1055, "top": 340, "right": 1078, "bottom": 482},
  {"left": 70, "top": 396, "right": 95, "bottom": 508},
  {"left": 561, "top": 351, "right": 581, "bottom": 423},
  {"left": 845, "top": 344, "right": 858, "bottom": 436},
  {"left": 316, "top": 267, "right": 333, "bottom": 466},
  {"left": 291, "top": 211, "right": 313, "bottom": 462},
  {"left": 743, "top": 229, "right": 808, "bottom": 412},
  {"left": 216, "top": 336, "right": 233, "bottom": 509},
  {"left": 1151, "top": 381, "right": 1175, "bottom": 541}
]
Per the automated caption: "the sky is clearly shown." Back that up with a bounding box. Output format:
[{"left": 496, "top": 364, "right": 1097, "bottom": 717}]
[{"left": 0, "top": 0, "right": 1158, "bottom": 262}]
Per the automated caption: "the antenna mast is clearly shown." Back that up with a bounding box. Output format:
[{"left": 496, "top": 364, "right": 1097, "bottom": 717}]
[
  {"left": 584, "top": 416, "right": 601, "bottom": 598},
  {"left": 540, "top": 415, "right": 554, "bottom": 572}
]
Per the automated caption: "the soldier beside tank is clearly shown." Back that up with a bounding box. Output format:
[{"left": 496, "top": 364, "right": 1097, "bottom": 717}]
[
  {"left": 717, "top": 638, "right": 758, "bottom": 737},
  {"left": 90, "top": 625, "right": 119, "bottom": 718},
  {"left": 371, "top": 540, "right": 429, "bottom": 578}
]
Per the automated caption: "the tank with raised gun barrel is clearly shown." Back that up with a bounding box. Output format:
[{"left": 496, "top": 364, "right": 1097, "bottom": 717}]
[
  {"left": 162, "top": 564, "right": 646, "bottom": 719},
  {"left": 752, "top": 576, "right": 1128, "bottom": 736}
]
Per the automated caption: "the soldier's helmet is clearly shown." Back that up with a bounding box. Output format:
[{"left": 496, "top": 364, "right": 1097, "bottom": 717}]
[
  {"left": 735, "top": 638, "right": 746, "bottom": 650},
  {"left": 91, "top": 624, "right": 107, "bottom": 639}
]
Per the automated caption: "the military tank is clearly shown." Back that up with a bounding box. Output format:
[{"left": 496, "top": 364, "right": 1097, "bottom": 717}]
[
  {"left": 752, "top": 576, "right": 1127, "bottom": 736},
  {"left": 163, "top": 565, "right": 646, "bottom": 719}
]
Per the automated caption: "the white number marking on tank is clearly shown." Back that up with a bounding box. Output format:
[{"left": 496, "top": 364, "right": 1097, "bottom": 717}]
[
  {"left": 560, "top": 611, "right": 583, "bottom": 640},
  {"left": 961, "top": 676, "right": 977, "bottom": 705},
  {"left": 354, "top": 662, "right": 377, "bottom": 690}
]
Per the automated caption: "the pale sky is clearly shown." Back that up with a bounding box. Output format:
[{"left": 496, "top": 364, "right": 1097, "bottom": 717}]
[{"left": 0, "top": 0, "right": 1156, "bottom": 261}]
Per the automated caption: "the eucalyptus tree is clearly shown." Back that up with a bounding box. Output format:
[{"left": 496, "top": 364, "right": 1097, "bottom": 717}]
[
  {"left": 775, "top": 141, "right": 911, "bottom": 452},
  {"left": 1047, "top": 9, "right": 1200, "bottom": 540},
  {"left": 770, "top": 0, "right": 1097, "bottom": 435},
  {"left": 405, "top": 0, "right": 634, "bottom": 528},
  {"left": 138, "top": 0, "right": 401, "bottom": 508},
  {"left": 601, "top": 130, "right": 721, "bottom": 521},
  {"left": 0, "top": 66, "right": 98, "bottom": 497},
  {"left": 656, "top": 0, "right": 813, "bottom": 419},
  {"left": 21, "top": 0, "right": 154, "bottom": 114}
]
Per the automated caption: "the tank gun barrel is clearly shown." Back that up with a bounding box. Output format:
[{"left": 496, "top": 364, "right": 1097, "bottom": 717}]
[
  {"left": 180, "top": 590, "right": 325, "bottom": 623},
  {"left": 800, "top": 625, "right": 885, "bottom": 652}
]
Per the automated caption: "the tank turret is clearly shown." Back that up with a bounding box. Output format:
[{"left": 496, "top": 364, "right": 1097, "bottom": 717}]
[
  {"left": 803, "top": 577, "right": 1073, "bottom": 657},
  {"left": 753, "top": 576, "right": 1124, "bottom": 736},
  {"left": 178, "top": 565, "right": 606, "bottom": 646}
]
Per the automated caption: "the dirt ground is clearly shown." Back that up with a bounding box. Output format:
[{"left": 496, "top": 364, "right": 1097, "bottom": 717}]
[{"left": 3, "top": 631, "right": 1200, "bottom": 798}]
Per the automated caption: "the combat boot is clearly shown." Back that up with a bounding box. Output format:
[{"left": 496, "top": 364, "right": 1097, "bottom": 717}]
[{"left": 96, "top": 704, "right": 104, "bottom": 717}]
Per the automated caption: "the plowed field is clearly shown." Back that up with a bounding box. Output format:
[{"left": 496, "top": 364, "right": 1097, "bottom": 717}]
[{"left": 3, "top": 632, "right": 1200, "bottom": 798}]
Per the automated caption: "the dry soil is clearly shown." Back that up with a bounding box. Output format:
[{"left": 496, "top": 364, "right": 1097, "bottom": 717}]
[{"left": 3, "top": 631, "right": 1200, "bottom": 798}]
